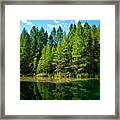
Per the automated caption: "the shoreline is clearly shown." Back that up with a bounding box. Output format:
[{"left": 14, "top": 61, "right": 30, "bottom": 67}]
[{"left": 20, "top": 77, "right": 100, "bottom": 83}]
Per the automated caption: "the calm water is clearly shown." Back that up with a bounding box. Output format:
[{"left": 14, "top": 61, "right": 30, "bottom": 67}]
[{"left": 20, "top": 78, "right": 100, "bottom": 100}]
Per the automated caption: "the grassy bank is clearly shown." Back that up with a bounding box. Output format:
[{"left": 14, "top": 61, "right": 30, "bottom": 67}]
[{"left": 20, "top": 76, "right": 99, "bottom": 83}]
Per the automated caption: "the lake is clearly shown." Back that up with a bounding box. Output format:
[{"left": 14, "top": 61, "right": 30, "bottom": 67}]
[{"left": 20, "top": 77, "right": 100, "bottom": 100}]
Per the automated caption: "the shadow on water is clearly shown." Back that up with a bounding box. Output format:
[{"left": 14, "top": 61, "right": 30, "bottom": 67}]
[{"left": 20, "top": 79, "right": 100, "bottom": 100}]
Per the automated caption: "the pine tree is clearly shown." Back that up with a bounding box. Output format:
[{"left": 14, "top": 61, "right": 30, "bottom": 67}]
[
  {"left": 45, "top": 40, "right": 52, "bottom": 74},
  {"left": 51, "top": 46, "right": 56, "bottom": 74},
  {"left": 33, "top": 57, "right": 37, "bottom": 75},
  {"left": 56, "top": 26, "right": 63, "bottom": 45},
  {"left": 68, "top": 23, "right": 77, "bottom": 47},
  {"left": 72, "top": 32, "right": 81, "bottom": 77},
  {"left": 37, "top": 40, "right": 52, "bottom": 74},
  {"left": 29, "top": 26, "right": 39, "bottom": 73},
  {"left": 83, "top": 22, "right": 93, "bottom": 75},
  {"left": 49, "top": 27, "right": 56, "bottom": 47},
  {"left": 76, "top": 21, "right": 85, "bottom": 74},
  {"left": 37, "top": 46, "right": 47, "bottom": 74},
  {"left": 30, "top": 26, "right": 48, "bottom": 74},
  {"left": 91, "top": 25, "right": 100, "bottom": 76},
  {"left": 61, "top": 31, "right": 72, "bottom": 75},
  {"left": 54, "top": 41, "right": 62, "bottom": 75},
  {"left": 20, "top": 28, "right": 31, "bottom": 75}
]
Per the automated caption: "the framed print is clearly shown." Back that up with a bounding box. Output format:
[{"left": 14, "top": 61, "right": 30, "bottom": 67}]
[{"left": 0, "top": 0, "right": 119, "bottom": 119}]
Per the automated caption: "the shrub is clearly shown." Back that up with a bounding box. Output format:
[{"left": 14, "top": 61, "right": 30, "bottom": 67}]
[{"left": 37, "top": 73, "right": 48, "bottom": 77}]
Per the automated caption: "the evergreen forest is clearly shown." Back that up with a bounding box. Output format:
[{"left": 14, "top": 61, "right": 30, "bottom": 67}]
[{"left": 20, "top": 20, "right": 100, "bottom": 79}]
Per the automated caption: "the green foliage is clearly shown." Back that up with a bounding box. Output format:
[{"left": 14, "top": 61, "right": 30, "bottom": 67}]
[
  {"left": 37, "top": 46, "right": 47, "bottom": 73},
  {"left": 56, "top": 26, "right": 63, "bottom": 44},
  {"left": 20, "top": 28, "right": 31, "bottom": 74},
  {"left": 33, "top": 57, "right": 37, "bottom": 74},
  {"left": 37, "top": 73, "right": 48, "bottom": 77},
  {"left": 20, "top": 26, "right": 48, "bottom": 75},
  {"left": 61, "top": 31, "right": 72, "bottom": 73},
  {"left": 20, "top": 21, "right": 100, "bottom": 79},
  {"left": 49, "top": 27, "right": 56, "bottom": 47},
  {"left": 54, "top": 41, "right": 62, "bottom": 74}
]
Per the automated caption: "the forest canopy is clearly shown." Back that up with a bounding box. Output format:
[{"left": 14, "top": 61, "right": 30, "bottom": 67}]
[{"left": 20, "top": 20, "right": 100, "bottom": 79}]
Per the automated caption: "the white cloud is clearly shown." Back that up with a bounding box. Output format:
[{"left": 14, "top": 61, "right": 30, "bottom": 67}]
[
  {"left": 62, "top": 22, "right": 68, "bottom": 25},
  {"left": 47, "top": 24, "right": 55, "bottom": 29},
  {"left": 61, "top": 22, "right": 69, "bottom": 28},
  {"left": 75, "top": 20, "right": 79, "bottom": 24},
  {"left": 47, "top": 24, "right": 63, "bottom": 29},
  {"left": 70, "top": 20, "right": 80, "bottom": 24},
  {"left": 70, "top": 20, "right": 75, "bottom": 23},
  {"left": 21, "top": 20, "right": 32, "bottom": 26},
  {"left": 63, "top": 25, "right": 68, "bottom": 28},
  {"left": 54, "top": 20, "right": 59, "bottom": 24},
  {"left": 47, "top": 21, "right": 84, "bottom": 30}
]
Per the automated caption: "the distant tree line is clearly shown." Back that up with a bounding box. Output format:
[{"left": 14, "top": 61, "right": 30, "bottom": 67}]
[{"left": 20, "top": 21, "right": 100, "bottom": 78}]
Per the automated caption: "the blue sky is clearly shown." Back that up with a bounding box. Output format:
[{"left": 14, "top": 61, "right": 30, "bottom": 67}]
[{"left": 20, "top": 20, "right": 100, "bottom": 35}]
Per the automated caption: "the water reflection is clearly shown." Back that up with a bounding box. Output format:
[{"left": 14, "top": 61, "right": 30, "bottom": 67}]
[{"left": 20, "top": 78, "right": 100, "bottom": 100}]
